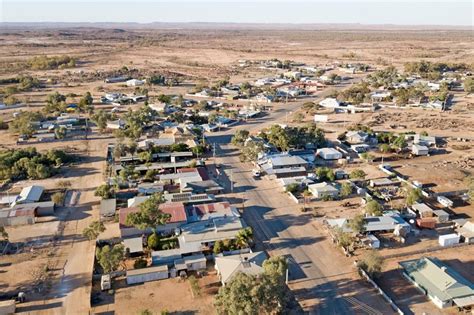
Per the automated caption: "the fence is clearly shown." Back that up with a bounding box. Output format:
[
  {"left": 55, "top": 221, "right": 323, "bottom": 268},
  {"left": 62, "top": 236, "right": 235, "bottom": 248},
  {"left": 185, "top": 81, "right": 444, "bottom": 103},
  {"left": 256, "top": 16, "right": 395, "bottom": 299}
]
[
  {"left": 355, "top": 262, "right": 404, "bottom": 315},
  {"left": 382, "top": 242, "right": 472, "bottom": 260}
]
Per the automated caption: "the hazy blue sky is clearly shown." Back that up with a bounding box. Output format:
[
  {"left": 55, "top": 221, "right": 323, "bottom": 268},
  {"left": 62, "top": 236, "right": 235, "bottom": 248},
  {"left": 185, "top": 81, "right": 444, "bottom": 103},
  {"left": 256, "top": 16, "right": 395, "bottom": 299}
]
[{"left": 1, "top": 0, "right": 473, "bottom": 26}]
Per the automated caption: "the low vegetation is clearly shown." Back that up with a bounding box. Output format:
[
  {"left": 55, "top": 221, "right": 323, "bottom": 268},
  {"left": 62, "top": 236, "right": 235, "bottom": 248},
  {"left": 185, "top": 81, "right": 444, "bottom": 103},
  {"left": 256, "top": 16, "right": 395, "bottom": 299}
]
[
  {"left": 28, "top": 55, "right": 77, "bottom": 70},
  {"left": 0, "top": 148, "right": 72, "bottom": 182}
]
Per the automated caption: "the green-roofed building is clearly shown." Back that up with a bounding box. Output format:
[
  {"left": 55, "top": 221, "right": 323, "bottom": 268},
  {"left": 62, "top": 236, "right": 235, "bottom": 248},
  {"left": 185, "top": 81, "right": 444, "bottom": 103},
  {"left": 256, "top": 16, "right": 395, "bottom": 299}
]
[{"left": 399, "top": 257, "right": 474, "bottom": 309}]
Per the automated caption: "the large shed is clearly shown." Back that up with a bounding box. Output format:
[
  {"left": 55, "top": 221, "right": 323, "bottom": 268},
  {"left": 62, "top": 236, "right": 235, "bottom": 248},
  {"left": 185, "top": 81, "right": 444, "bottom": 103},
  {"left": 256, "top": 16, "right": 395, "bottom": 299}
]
[{"left": 126, "top": 265, "right": 169, "bottom": 285}]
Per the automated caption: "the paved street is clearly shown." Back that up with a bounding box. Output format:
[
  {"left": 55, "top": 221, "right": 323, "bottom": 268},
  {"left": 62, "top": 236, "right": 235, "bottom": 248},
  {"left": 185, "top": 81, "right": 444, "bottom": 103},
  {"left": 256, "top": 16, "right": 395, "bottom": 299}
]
[{"left": 205, "top": 87, "right": 395, "bottom": 314}]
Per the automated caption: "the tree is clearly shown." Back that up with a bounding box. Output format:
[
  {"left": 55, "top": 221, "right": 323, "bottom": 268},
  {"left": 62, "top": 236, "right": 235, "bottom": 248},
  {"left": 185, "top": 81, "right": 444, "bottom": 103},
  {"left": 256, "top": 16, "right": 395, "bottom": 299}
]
[
  {"left": 406, "top": 187, "right": 422, "bottom": 206},
  {"left": 360, "top": 152, "right": 374, "bottom": 163},
  {"left": 235, "top": 227, "right": 253, "bottom": 249},
  {"left": 334, "top": 227, "right": 354, "bottom": 249},
  {"left": 357, "top": 250, "right": 384, "bottom": 278},
  {"left": 392, "top": 135, "right": 407, "bottom": 151},
  {"left": 44, "top": 92, "right": 67, "bottom": 113},
  {"left": 464, "top": 77, "right": 474, "bottom": 93},
  {"left": 95, "top": 244, "right": 124, "bottom": 274},
  {"left": 0, "top": 226, "right": 8, "bottom": 242},
  {"left": 213, "top": 240, "right": 224, "bottom": 255},
  {"left": 83, "top": 221, "right": 106, "bottom": 241},
  {"left": 349, "top": 169, "right": 367, "bottom": 179},
  {"left": 147, "top": 232, "right": 160, "bottom": 250},
  {"left": 91, "top": 109, "right": 110, "bottom": 132},
  {"left": 126, "top": 193, "right": 171, "bottom": 231},
  {"left": 240, "top": 141, "right": 264, "bottom": 162},
  {"left": 340, "top": 182, "right": 353, "bottom": 198},
  {"left": 348, "top": 214, "right": 365, "bottom": 234},
  {"left": 315, "top": 167, "right": 335, "bottom": 182},
  {"left": 231, "top": 129, "right": 250, "bottom": 146},
  {"left": 465, "top": 176, "right": 474, "bottom": 203},
  {"left": 378, "top": 143, "right": 391, "bottom": 154},
  {"left": 365, "top": 200, "right": 383, "bottom": 216},
  {"left": 215, "top": 256, "right": 289, "bottom": 315},
  {"left": 9, "top": 111, "right": 43, "bottom": 137},
  {"left": 138, "top": 151, "right": 152, "bottom": 163},
  {"left": 285, "top": 183, "right": 299, "bottom": 194},
  {"left": 191, "top": 145, "right": 205, "bottom": 157},
  {"left": 95, "top": 184, "right": 114, "bottom": 199},
  {"left": 54, "top": 126, "right": 67, "bottom": 139}
]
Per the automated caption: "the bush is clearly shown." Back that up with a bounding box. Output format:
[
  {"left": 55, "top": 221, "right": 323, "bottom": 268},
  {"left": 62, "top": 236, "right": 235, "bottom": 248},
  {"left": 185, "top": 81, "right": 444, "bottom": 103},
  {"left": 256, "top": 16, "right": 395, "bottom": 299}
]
[
  {"left": 134, "top": 258, "right": 148, "bottom": 269},
  {"left": 51, "top": 192, "right": 65, "bottom": 205},
  {"left": 286, "top": 183, "right": 299, "bottom": 194},
  {"left": 28, "top": 55, "right": 76, "bottom": 70}
]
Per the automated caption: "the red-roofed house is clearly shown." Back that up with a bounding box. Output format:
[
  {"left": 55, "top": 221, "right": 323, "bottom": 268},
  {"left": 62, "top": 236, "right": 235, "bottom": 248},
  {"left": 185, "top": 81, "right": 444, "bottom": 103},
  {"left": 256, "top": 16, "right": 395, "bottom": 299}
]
[{"left": 119, "top": 202, "right": 187, "bottom": 237}]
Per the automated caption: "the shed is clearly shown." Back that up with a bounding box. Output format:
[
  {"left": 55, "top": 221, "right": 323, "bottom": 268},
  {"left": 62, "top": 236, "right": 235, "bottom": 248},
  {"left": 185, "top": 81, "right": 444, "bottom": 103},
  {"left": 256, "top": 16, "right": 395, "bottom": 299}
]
[
  {"left": 438, "top": 234, "right": 460, "bottom": 247},
  {"left": 317, "top": 148, "right": 343, "bottom": 160},
  {"left": 416, "top": 217, "right": 437, "bottom": 229},
  {"left": 152, "top": 249, "right": 182, "bottom": 266},
  {"left": 367, "top": 234, "right": 380, "bottom": 249},
  {"left": 433, "top": 209, "right": 450, "bottom": 223},
  {"left": 437, "top": 196, "right": 454, "bottom": 208},
  {"left": 123, "top": 237, "right": 144, "bottom": 254},
  {"left": 100, "top": 199, "right": 116, "bottom": 219},
  {"left": 126, "top": 265, "right": 169, "bottom": 285},
  {"left": 457, "top": 221, "right": 474, "bottom": 244},
  {"left": 412, "top": 203, "right": 434, "bottom": 218},
  {"left": 174, "top": 254, "right": 207, "bottom": 271},
  {"left": 18, "top": 185, "right": 44, "bottom": 203}
]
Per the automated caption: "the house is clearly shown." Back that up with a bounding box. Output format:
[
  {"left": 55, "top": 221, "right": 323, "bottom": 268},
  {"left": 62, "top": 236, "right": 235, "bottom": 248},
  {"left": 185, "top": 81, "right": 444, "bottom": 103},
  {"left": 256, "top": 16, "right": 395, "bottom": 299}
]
[
  {"left": 187, "top": 201, "right": 239, "bottom": 222},
  {"left": 308, "top": 182, "right": 339, "bottom": 199},
  {"left": 433, "top": 209, "right": 450, "bottom": 223},
  {"left": 215, "top": 251, "right": 268, "bottom": 286},
  {"left": 119, "top": 202, "right": 188, "bottom": 237},
  {"left": 100, "top": 199, "right": 116, "bottom": 219},
  {"left": 412, "top": 144, "right": 429, "bottom": 156},
  {"left": 399, "top": 257, "right": 474, "bottom": 309},
  {"left": 177, "top": 216, "right": 245, "bottom": 255},
  {"left": 369, "top": 178, "right": 399, "bottom": 187},
  {"left": 317, "top": 148, "right": 343, "bottom": 160},
  {"left": 457, "top": 221, "right": 474, "bottom": 244},
  {"left": 319, "top": 98, "right": 340, "bottom": 108},
  {"left": 14, "top": 201, "right": 55, "bottom": 216},
  {"left": 17, "top": 185, "right": 44, "bottom": 204},
  {"left": 438, "top": 234, "right": 459, "bottom": 247},
  {"left": 345, "top": 131, "right": 369, "bottom": 144},
  {"left": 268, "top": 155, "right": 308, "bottom": 169},
  {"left": 126, "top": 79, "right": 145, "bottom": 87}
]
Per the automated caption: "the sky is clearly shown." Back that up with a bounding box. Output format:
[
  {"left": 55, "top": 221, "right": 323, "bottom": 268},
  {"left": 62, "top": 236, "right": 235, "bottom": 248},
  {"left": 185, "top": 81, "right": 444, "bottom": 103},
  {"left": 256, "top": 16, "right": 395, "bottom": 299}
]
[{"left": 1, "top": 0, "right": 473, "bottom": 26}]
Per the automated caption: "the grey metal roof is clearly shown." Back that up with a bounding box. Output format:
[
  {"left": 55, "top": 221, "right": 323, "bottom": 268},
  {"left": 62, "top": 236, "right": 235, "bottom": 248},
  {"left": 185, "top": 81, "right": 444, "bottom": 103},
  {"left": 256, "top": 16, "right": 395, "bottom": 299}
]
[
  {"left": 215, "top": 251, "right": 268, "bottom": 284},
  {"left": 400, "top": 257, "right": 474, "bottom": 303},
  {"left": 19, "top": 185, "right": 44, "bottom": 203},
  {"left": 100, "top": 199, "right": 116, "bottom": 216}
]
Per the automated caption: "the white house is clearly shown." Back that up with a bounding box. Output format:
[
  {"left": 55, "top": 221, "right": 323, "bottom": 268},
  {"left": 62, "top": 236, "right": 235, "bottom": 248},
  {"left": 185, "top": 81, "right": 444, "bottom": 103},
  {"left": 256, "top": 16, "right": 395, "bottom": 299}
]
[
  {"left": 126, "top": 79, "right": 145, "bottom": 87},
  {"left": 412, "top": 144, "right": 429, "bottom": 156},
  {"left": 317, "top": 148, "right": 343, "bottom": 160},
  {"left": 308, "top": 182, "right": 339, "bottom": 199},
  {"left": 319, "top": 98, "right": 340, "bottom": 108},
  {"left": 215, "top": 251, "right": 267, "bottom": 286}
]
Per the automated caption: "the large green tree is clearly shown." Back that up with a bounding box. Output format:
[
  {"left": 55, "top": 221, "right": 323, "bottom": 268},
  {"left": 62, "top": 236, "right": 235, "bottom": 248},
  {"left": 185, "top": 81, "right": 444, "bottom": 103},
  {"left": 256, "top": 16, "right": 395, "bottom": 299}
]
[
  {"left": 126, "top": 193, "right": 171, "bottom": 231},
  {"left": 96, "top": 244, "right": 124, "bottom": 274}
]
